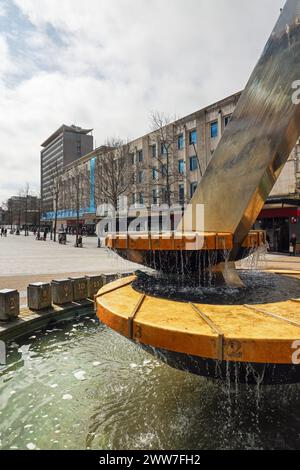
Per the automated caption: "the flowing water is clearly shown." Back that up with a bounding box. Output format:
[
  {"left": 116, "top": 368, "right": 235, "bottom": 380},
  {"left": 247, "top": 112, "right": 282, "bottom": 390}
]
[
  {"left": 133, "top": 270, "right": 300, "bottom": 305},
  {"left": 1, "top": 310, "right": 300, "bottom": 450}
]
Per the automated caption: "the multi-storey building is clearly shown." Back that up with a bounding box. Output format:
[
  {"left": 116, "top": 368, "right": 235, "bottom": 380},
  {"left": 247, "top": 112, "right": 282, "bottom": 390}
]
[
  {"left": 47, "top": 91, "right": 300, "bottom": 249},
  {"left": 41, "top": 124, "right": 93, "bottom": 215},
  {"left": 6, "top": 195, "right": 40, "bottom": 227},
  {"left": 0, "top": 208, "right": 5, "bottom": 225}
]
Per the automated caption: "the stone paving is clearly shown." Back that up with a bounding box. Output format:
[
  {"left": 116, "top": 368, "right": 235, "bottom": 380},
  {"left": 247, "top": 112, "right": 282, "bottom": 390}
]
[{"left": 0, "top": 233, "right": 141, "bottom": 305}]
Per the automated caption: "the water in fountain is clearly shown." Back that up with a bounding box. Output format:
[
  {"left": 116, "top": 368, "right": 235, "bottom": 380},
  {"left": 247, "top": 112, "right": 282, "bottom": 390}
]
[
  {"left": 133, "top": 269, "right": 300, "bottom": 305},
  {"left": 2, "top": 312, "right": 300, "bottom": 450}
]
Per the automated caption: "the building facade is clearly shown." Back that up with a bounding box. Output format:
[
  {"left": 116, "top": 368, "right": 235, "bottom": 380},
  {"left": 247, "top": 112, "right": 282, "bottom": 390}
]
[
  {"left": 41, "top": 124, "right": 93, "bottom": 215},
  {"left": 46, "top": 92, "right": 300, "bottom": 248},
  {"left": 6, "top": 195, "right": 40, "bottom": 227},
  {"left": 0, "top": 208, "right": 5, "bottom": 225}
]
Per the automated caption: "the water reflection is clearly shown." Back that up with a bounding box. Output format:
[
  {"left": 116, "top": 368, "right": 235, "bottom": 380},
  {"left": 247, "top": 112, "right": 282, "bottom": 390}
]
[{"left": 1, "top": 312, "right": 300, "bottom": 450}]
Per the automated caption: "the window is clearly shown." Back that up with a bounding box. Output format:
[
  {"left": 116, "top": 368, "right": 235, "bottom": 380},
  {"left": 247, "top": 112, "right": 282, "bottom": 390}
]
[
  {"left": 190, "top": 182, "right": 198, "bottom": 198},
  {"left": 138, "top": 171, "right": 144, "bottom": 183},
  {"left": 210, "top": 121, "right": 218, "bottom": 139},
  {"left": 161, "top": 188, "right": 168, "bottom": 204},
  {"left": 139, "top": 192, "right": 144, "bottom": 204},
  {"left": 137, "top": 150, "right": 143, "bottom": 162},
  {"left": 189, "top": 130, "right": 197, "bottom": 145},
  {"left": 189, "top": 156, "right": 198, "bottom": 172},
  {"left": 178, "top": 134, "right": 184, "bottom": 150},
  {"left": 152, "top": 189, "right": 158, "bottom": 205},
  {"left": 224, "top": 115, "right": 231, "bottom": 127},
  {"left": 179, "top": 185, "right": 185, "bottom": 205},
  {"left": 161, "top": 164, "right": 167, "bottom": 177},
  {"left": 178, "top": 159, "right": 185, "bottom": 174},
  {"left": 152, "top": 168, "right": 158, "bottom": 181},
  {"left": 132, "top": 193, "right": 136, "bottom": 205},
  {"left": 161, "top": 143, "right": 168, "bottom": 156},
  {"left": 151, "top": 144, "right": 157, "bottom": 158}
]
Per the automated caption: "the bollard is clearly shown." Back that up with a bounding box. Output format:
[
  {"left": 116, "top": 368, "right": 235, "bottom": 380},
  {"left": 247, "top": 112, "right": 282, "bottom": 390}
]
[
  {"left": 69, "top": 277, "right": 88, "bottom": 301},
  {"left": 51, "top": 279, "right": 73, "bottom": 305},
  {"left": 27, "top": 283, "right": 51, "bottom": 311},
  {"left": 0, "top": 289, "right": 20, "bottom": 322},
  {"left": 85, "top": 275, "right": 104, "bottom": 299}
]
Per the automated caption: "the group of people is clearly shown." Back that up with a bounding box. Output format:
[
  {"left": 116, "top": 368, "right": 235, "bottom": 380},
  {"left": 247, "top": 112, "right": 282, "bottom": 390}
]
[{"left": 34, "top": 228, "right": 48, "bottom": 241}]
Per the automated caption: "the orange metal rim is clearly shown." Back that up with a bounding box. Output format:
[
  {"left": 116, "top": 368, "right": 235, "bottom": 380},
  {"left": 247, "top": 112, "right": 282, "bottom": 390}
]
[
  {"left": 105, "top": 230, "right": 266, "bottom": 252},
  {"left": 96, "top": 276, "right": 300, "bottom": 366}
]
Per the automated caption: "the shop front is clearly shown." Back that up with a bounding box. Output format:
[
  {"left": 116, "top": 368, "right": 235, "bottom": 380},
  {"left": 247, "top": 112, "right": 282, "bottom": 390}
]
[{"left": 256, "top": 205, "right": 300, "bottom": 253}]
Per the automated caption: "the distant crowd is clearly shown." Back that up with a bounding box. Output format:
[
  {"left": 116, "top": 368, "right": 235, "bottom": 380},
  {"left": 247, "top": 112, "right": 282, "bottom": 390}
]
[{"left": 0, "top": 224, "right": 98, "bottom": 249}]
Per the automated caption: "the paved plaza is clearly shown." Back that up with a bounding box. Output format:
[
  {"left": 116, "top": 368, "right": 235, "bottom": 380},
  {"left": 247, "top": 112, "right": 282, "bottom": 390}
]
[
  {"left": 0, "top": 233, "right": 141, "bottom": 305},
  {"left": 0, "top": 232, "right": 299, "bottom": 306}
]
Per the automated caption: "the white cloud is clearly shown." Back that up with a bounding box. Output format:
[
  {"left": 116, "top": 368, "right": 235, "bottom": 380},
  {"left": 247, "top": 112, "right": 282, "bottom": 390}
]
[{"left": 0, "top": 0, "right": 284, "bottom": 202}]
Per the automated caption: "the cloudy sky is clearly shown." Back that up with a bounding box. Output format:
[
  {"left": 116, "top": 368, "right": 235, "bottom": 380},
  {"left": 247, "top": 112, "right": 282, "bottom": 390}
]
[{"left": 0, "top": 0, "right": 284, "bottom": 202}]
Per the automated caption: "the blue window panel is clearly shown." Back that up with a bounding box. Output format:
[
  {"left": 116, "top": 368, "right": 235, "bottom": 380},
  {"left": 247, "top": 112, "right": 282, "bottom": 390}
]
[
  {"left": 190, "top": 182, "right": 198, "bottom": 198},
  {"left": 178, "top": 134, "right": 184, "bottom": 150},
  {"left": 178, "top": 159, "right": 185, "bottom": 174},
  {"left": 210, "top": 121, "right": 218, "bottom": 138},
  {"left": 189, "top": 130, "right": 197, "bottom": 145},
  {"left": 189, "top": 156, "right": 198, "bottom": 172}
]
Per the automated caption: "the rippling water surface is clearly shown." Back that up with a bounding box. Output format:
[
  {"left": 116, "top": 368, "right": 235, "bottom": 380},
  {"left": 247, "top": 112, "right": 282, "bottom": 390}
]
[{"left": 1, "top": 310, "right": 300, "bottom": 450}]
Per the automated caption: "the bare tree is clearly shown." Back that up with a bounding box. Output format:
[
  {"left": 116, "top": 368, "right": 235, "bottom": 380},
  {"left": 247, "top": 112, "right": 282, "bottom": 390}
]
[
  {"left": 94, "top": 139, "right": 132, "bottom": 211},
  {"left": 65, "top": 164, "right": 89, "bottom": 247},
  {"left": 145, "top": 111, "right": 187, "bottom": 207},
  {"left": 1, "top": 200, "right": 10, "bottom": 229},
  {"left": 52, "top": 162, "right": 63, "bottom": 242},
  {"left": 23, "top": 183, "right": 30, "bottom": 236},
  {"left": 148, "top": 111, "right": 203, "bottom": 208}
]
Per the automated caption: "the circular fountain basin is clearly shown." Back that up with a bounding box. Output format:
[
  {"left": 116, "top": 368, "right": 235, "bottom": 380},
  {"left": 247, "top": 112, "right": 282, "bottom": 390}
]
[{"left": 96, "top": 273, "right": 300, "bottom": 384}]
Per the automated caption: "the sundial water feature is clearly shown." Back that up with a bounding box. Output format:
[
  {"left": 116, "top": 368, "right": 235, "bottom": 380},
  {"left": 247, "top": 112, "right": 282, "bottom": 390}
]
[
  {"left": 2, "top": 0, "right": 300, "bottom": 452},
  {"left": 96, "top": 0, "right": 300, "bottom": 385}
]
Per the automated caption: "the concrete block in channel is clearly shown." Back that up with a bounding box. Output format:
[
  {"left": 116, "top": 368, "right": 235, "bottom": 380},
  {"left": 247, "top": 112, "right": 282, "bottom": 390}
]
[
  {"left": 52, "top": 279, "right": 73, "bottom": 305},
  {"left": 0, "top": 289, "right": 20, "bottom": 322},
  {"left": 85, "top": 275, "right": 104, "bottom": 299},
  {"left": 69, "top": 277, "right": 88, "bottom": 301},
  {"left": 27, "top": 283, "right": 51, "bottom": 311}
]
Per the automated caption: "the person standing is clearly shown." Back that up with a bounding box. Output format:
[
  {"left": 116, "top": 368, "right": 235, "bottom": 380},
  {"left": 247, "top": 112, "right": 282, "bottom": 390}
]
[{"left": 290, "top": 234, "right": 297, "bottom": 257}]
